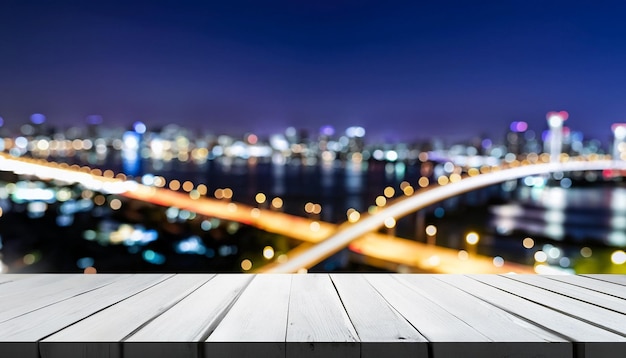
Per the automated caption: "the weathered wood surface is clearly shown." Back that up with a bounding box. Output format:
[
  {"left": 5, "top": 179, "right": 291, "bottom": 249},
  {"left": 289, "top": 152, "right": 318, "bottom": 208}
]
[{"left": 0, "top": 274, "right": 624, "bottom": 358}]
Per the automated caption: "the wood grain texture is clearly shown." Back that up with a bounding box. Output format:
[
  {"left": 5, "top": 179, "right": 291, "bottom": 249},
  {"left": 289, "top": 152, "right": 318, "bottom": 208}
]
[
  {"left": 547, "top": 275, "right": 626, "bottom": 299},
  {"left": 435, "top": 275, "right": 625, "bottom": 342},
  {"left": 40, "top": 274, "right": 213, "bottom": 358},
  {"left": 0, "top": 274, "right": 34, "bottom": 285},
  {"left": 330, "top": 274, "right": 428, "bottom": 358},
  {"left": 365, "top": 274, "right": 488, "bottom": 342},
  {"left": 369, "top": 274, "right": 571, "bottom": 357},
  {"left": 399, "top": 274, "right": 568, "bottom": 343},
  {"left": 0, "top": 275, "right": 172, "bottom": 358},
  {"left": 506, "top": 274, "right": 626, "bottom": 314},
  {"left": 0, "top": 274, "right": 623, "bottom": 358},
  {"left": 206, "top": 274, "right": 291, "bottom": 358},
  {"left": 0, "top": 275, "right": 171, "bottom": 339},
  {"left": 0, "top": 274, "right": 128, "bottom": 323},
  {"left": 584, "top": 274, "right": 626, "bottom": 286},
  {"left": 125, "top": 274, "right": 253, "bottom": 358},
  {"left": 0, "top": 274, "right": 75, "bottom": 299},
  {"left": 286, "top": 274, "right": 359, "bottom": 358},
  {"left": 436, "top": 275, "right": 626, "bottom": 358},
  {"left": 472, "top": 275, "right": 626, "bottom": 335}
]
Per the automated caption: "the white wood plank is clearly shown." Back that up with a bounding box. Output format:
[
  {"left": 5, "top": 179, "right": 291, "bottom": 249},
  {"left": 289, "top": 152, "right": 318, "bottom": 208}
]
[
  {"left": 365, "top": 274, "right": 488, "bottom": 342},
  {"left": 330, "top": 274, "right": 428, "bottom": 358},
  {"left": 206, "top": 274, "right": 291, "bottom": 358},
  {"left": 286, "top": 274, "right": 359, "bottom": 358},
  {"left": 40, "top": 274, "right": 213, "bottom": 358},
  {"left": 0, "top": 274, "right": 128, "bottom": 323},
  {"left": 584, "top": 274, "right": 626, "bottom": 286},
  {"left": 1, "top": 273, "right": 624, "bottom": 358},
  {"left": 0, "top": 274, "right": 75, "bottom": 299},
  {"left": 435, "top": 275, "right": 625, "bottom": 358},
  {"left": 0, "top": 275, "right": 173, "bottom": 358},
  {"left": 473, "top": 275, "right": 626, "bottom": 335},
  {"left": 367, "top": 274, "right": 570, "bottom": 357},
  {"left": 506, "top": 275, "right": 626, "bottom": 314},
  {"left": 0, "top": 274, "right": 35, "bottom": 285},
  {"left": 124, "top": 274, "right": 253, "bottom": 358},
  {"left": 0, "top": 275, "right": 172, "bottom": 339},
  {"left": 547, "top": 275, "right": 626, "bottom": 299},
  {"left": 399, "top": 275, "right": 569, "bottom": 343}
]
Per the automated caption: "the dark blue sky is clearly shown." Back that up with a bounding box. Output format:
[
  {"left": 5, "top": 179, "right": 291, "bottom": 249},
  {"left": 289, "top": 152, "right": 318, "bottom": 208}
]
[{"left": 1, "top": 0, "right": 626, "bottom": 142}]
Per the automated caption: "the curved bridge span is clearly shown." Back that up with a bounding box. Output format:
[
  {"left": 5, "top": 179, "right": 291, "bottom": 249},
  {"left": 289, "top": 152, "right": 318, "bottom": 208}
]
[{"left": 266, "top": 160, "right": 626, "bottom": 273}]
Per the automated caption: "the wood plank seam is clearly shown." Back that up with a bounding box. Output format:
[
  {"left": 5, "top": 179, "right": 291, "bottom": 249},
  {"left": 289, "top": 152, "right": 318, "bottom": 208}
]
[
  {"left": 0, "top": 274, "right": 622, "bottom": 358},
  {"left": 1, "top": 275, "right": 131, "bottom": 325},
  {"left": 582, "top": 274, "right": 626, "bottom": 286},
  {"left": 361, "top": 275, "right": 432, "bottom": 342},
  {"left": 327, "top": 274, "right": 369, "bottom": 358},
  {"left": 399, "top": 275, "right": 571, "bottom": 344},
  {"left": 330, "top": 274, "right": 429, "bottom": 358},
  {"left": 286, "top": 274, "right": 360, "bottom": 357},
  {"left": 390, "top": 275, "right": 493, "bottom": 341},
  {"left": 120, "top": 274, "right": 219, "bottom": 342},
  {"left": 468, "top": 275, "right": 626, "bottom": 339},
  {"left": 193, "top": 274, "right": 256, "bottom": 343},
  {"left": 205, "top": 274, "right": 291, "bottom": 357},
  {"left": 545, "top": 276, "right": 626, "bottom": 300},
  {"left": 328, "top": 275, "right": 362, "bottom": 343},
  {"left": 283, "top": 274, "right": 293, "bottom": 347},
  {"left": 34, "top": 274, "right": 175, "bottom": 343},
  {"left": 544, "top": 276, "right": 607, "bottom": 294},
  {"left": 502, "top": 275, "right": 626, "bottom": 315},
  {"left": 431, "top": 275, "right": 576, "bottom": 343}
]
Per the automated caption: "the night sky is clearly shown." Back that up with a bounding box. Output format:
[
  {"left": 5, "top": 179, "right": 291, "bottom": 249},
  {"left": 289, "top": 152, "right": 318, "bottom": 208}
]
[{"left": 1, "top": 1, "right": 626, "bottom": 142}]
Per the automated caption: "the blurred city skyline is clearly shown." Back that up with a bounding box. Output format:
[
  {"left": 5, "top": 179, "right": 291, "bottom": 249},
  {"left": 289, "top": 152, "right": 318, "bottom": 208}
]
[{"left": 2, "top": 1, "right": 626, "bottom": 142}]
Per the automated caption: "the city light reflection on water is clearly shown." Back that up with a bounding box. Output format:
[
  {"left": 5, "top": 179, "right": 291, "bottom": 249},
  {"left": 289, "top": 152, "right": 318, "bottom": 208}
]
[
  {"left": 492, "top": 185, "right": 626, "bottom": 247},
  {"left": 485, "top": 181, "right": 626, "bottom": 273},
  {"left": 0, "top": 174, "right": 298, "bottom": 273}
]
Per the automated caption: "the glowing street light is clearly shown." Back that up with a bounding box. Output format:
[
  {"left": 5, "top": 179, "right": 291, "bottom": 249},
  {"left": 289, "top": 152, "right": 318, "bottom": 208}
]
[
  {"left": 465, "top": 232, "right": 479, "bottom": 245},
  {"left": 425, "top": 224, "right": 437, "bottom": 245},
  {"left": 255, "top": 192, "right": 267, "bottom": 205},
  {"left": 546, "top": 111, "right": 568, "bottom": 163},
  {"left": 611, "top": 250, "right": 626, "bottom": 265},
  {"left": 384, "top": 217, "right": 396, "bottom": 236},
  {"left": 305, "top": 202, "right": 322, "bottom": 219},
  {"left": 263, "top": 246, "right": 275, "bottom": 260},
  {"left": 271, "top": 197, "right": 283, "bottom": 210},
  {"left": 347, "top": 208, "right": 361, "bottom": 223},
  {"left": 465, "top": 231, "right": 480, "bottom": 255}
]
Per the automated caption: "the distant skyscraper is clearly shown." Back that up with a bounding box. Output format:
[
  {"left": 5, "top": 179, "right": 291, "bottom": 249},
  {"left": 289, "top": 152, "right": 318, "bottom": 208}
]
[
  {"left": 122, "top": 130, "right": 142, "bottom": 176},
  {"left": 612, "top": 123, "right": 626, "bottom": 161},
  {"left": 545, "top": 111, "right": 568, "bottom": 163},
  {"left": 506, "top": 121, "right": 528, "bottom": 155}
]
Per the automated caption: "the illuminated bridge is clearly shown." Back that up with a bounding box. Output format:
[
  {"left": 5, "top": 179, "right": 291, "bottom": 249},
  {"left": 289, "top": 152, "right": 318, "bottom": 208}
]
[
  {"left": 263, "top": 159, "right": 626, "bottom": 273},
  {"left": 1, "top": 153, "right": 625, "bottom": 274}
]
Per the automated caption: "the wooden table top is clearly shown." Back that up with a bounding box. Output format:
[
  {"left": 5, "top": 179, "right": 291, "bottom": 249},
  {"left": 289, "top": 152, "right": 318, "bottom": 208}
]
[{"left": 0, "top": 274, "right": 624, "bottom": 357}]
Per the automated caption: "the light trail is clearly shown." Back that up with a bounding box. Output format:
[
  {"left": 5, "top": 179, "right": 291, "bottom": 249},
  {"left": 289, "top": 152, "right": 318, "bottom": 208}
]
[
  {"left": 264, "top": 160, "right": 626, "bottom": 273},
  {"left": 0, "top": 153, "right": 336, "bottom": 244}
]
